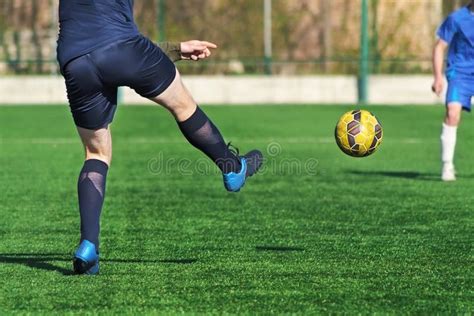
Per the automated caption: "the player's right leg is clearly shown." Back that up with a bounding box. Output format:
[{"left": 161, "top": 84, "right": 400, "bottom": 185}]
[
  {"left": 441, "top": 79, "right": 465, "bottom": 182},
  {"left": 104, "top": 35, "right": 263, "bottom": 191},
  {"left": 149, "top": 70, "right": 263, "bottom": 192}
]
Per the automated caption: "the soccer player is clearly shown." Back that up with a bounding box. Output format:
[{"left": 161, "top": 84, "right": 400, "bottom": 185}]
[
  {"left": 432, "top": 1, "right": 474, "bottom": 181},
  {"left": 57, "top": 0, "right": 263, "bottom": 275}
]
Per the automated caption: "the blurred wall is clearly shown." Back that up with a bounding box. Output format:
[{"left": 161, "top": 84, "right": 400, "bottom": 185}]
[{"left": 0, "top": 75, "right": 442, "bottom": 105}]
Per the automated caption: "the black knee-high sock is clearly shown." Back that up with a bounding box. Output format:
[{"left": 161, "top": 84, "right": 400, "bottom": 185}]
[
  {"left": 178, "top": 107, "right": 241, "bottom": 173},
  {"left": 77, "top": 159, "right": 108, "bottom": 251}
]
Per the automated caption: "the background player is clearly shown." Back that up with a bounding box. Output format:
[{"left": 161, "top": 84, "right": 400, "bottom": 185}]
[
  {"left": 432, "top": 0, "right": 474, "bottom": 181},
  {"left": 57, "top": 0, "right": 263, "bottom": 275}
]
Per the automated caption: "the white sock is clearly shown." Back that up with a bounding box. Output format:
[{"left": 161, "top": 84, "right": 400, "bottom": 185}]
[{"left": 440, "top": 123, "right": 457, "bottom": 165}]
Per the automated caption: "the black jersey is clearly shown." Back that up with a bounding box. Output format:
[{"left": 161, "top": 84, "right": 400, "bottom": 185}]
[{"left": 57, "top": 0, "right": 140, "bottom": 69}]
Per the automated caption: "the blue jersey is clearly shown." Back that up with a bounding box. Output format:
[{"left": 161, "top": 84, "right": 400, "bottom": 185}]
[
  {"left": 437, "top": 6, "right": 474, "bottom": 76},
  {"left": 57, "top": 0, "right": 140, "bottom": 69}
]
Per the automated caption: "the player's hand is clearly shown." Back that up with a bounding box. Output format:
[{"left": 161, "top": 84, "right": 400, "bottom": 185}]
[
  {"left": 432, "top": 77, "right": 444, "bottom": 96},
  {"left": 180, "top": 40, "right": 217, "bottom": 61}
]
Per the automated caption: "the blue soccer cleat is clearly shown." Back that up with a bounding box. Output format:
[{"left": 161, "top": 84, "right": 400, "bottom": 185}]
[
  {"left": 223, "top": 147, "right": 263, "bottom": 192},
  {"left": 73, "top": 240, "right": 99, "bottom": 275}
]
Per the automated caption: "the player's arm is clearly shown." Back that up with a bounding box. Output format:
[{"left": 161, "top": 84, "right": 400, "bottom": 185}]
[
  {"left": 157, "top": 42, "right": 181, "bottom": 62},
  {"left": 432, "top": 38, "right": 448, "bottom": 96},
  {"left": 158, "top": 40, "right": 217, "bottom": 62}
]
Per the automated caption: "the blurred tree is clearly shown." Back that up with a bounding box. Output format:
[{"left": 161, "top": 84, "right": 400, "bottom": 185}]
[
  {"left": 321, "top": 0, "right": 332, "bottom": 72},
  {"left": 31, "top": 0, "right": 43, "bottom": 73},
  {"left": 0, "top": 0, "right": 445, "bottom": 75},
  {"left": 370, "top": 0, "right": 380, "bottom": 74},
  {"left": 442, "top": 0, "right": 465, "bottom": 16}
]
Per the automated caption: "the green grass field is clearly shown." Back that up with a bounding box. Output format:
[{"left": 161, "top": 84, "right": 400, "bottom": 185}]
[{"left": 0, "top": 105, "right": 472, "bottom": 314}]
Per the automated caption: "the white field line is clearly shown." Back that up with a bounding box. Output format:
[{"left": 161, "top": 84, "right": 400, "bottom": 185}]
[{"left": 0, "top": 137, "right": 429, "bottom": 145}]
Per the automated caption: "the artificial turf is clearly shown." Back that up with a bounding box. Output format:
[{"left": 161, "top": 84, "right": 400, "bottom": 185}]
[{"left": 0, "top": 104, "right": 472, "bottom": 314}]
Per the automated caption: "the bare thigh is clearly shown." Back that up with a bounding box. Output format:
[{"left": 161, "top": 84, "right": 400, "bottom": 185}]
[{"left": 149, "top": 69, "right": 197, "bottom": 122}]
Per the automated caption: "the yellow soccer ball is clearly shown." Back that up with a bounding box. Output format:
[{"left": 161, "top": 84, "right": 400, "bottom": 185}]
[{"left": 335, "top": 110, "right": 383, "bottom": 157}]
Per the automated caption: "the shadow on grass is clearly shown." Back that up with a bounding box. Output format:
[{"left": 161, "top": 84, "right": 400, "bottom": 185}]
[
  {"left": 256, "top": 246, "right": 305, "bottom": 252},
  {"left": 0, "top": 253, "right": 198, "bottom": 275},
  {"left": 0, "top": 253, "right": 73, "bottom": 275},
  {"left": 348, "top": 170, "right": 440, "bottom": 181}
]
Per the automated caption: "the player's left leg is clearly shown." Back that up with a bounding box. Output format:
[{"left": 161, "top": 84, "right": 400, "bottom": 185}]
[
  {"left": 441, "top": 74, "right": 474, "bottom": 181},
  {"left": 73, "top": 125, "right": 112, "bottom": 275},
  {"left": 441, "top": 103, "right": 462, "bottom": 181}
]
